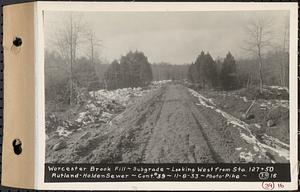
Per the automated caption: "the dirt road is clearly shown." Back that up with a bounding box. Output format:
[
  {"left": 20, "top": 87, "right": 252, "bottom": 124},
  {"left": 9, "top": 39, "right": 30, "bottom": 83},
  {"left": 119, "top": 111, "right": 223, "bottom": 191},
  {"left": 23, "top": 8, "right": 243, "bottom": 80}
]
[
  {"left": 143, "top": 84, "right": 231, "bottom": 163},
  {"left": 47, "top": 84, "right": 289, "bottom": 163}
]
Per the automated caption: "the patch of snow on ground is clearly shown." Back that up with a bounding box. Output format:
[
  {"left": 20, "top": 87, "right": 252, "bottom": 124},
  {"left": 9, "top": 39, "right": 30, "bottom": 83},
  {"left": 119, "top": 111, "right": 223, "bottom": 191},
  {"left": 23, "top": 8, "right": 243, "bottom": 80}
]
[
  {"left": 240, "top": 96, "right": 248, "bottom": 102},
  {"left": 102, "top": 112, "right": 113, "bottom": 119},
  {"left": 90, "top": 87, "right": 149, "bottom": 107},
  {"left": 56, "top": 126, "right": 72, "bottom": 137},
  {"left": 259, "top": 141, "right": 289, "bottom": 160},
  {"left": 240, "top": 133, "right": 260, "bottom": 147},
  {"left": 253, "top": 146, "right": 259, "bottom": 152},
  {"left": 152, "top": 80, "right": 172, "bottom": 85},
  {"left": 239, "top": 132, "right": 289, "bottom": 161},
  {"left": 268, "top": 85, "right": 289, "bottom": 92},
  {"left": 195, "top": 102, "right": 214, "bottom": 109},
  {"left": 254, "top": 124, "right": 261, "bottom": 129},
  {"left": 239, "top": 151, "right": 254, "bottom": 162},
  {"left": 189, "top": 89, "right": 216, "bottom": 106},
  {"left": 260, "top": 100, "right": 289, "bottom": 109},
  {"left": 263, "top": 134, "right": 289, "bottom": 149},
  {"left": 76, "top": 112, "right": 89, "bottom": 124},
  {"left": 274, "top": 100, "right": 289, "bottom": 109},
  {"left": 215, "top": 109, "right": 252, "bottom": 134}
]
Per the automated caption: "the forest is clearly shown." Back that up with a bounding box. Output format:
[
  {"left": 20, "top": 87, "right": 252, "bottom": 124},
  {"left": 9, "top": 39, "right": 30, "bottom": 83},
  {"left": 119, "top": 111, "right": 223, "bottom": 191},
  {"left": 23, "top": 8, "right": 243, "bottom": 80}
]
[
  {"left": 45, "top": 48, "right": 289, "bottom": 106},
  {"left": 45, "top": 14, "right": 289, "bottom": 107}
]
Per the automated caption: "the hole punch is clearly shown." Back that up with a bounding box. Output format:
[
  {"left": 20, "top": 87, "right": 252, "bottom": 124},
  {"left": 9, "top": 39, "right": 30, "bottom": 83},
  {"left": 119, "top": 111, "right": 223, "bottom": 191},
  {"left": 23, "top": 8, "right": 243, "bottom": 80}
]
[
  {"left": 12, "top": 139, "right": 22, "bottom": 155},
  {"left": 13, "top": 37, "right": 22, "bottom": 47},
  {"left": 11, "top": 37, "right": 22, "bottom": 54}
]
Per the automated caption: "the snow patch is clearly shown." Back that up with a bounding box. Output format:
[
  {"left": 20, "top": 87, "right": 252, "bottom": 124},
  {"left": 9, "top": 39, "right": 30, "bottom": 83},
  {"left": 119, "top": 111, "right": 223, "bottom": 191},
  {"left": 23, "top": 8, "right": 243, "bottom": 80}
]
[
  {"left": 190, "top": 89, "right": 216, "bottom": 106},
  {"left": 260, "top": 100, "right": 289, "bottom": 109},
  {"left": 263, "top": 134, "right": 289, "bottom": 149},
  {"left": 254, "top": 124, "right": 261, "bottom": 129},
  {"left": 90, "top": 87, "right": 149, "bottom": 107},
  {"left": 268, "top": 85, "right": 289, "bottom": 92},
  {"left": 152, "top": 80, "right": 172, "bottom": 85},
  {"left": 56, "top": 126, "right": 72, "bottom": 137},
  {"left": 239, "top": 151, "right": 254, "bottom": 162},
  {"left": 253, "top": 146, "right": 259, "bottom": 152},
  {"left": 76, "top": 112, "right": 89, "bottom": 124},
  {"left": 241, "top": 96, "right": 248, "bottom": 102}
]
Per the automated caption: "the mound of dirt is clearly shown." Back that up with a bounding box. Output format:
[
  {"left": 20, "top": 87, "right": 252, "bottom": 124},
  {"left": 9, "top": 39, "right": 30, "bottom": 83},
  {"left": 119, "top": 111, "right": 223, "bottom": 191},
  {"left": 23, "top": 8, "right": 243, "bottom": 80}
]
[
  {"left": 46, "top": 86, "right": 166, "bottom": 163},
  {"left": 45, "top": 83, "right": 168, "bottom": 163}
]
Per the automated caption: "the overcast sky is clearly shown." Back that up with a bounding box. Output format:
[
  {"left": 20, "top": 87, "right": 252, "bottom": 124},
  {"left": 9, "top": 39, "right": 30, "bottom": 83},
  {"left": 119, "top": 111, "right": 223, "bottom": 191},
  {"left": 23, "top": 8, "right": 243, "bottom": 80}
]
[{"left": 45, "top": 11, "right": 289, "bottom": 64}]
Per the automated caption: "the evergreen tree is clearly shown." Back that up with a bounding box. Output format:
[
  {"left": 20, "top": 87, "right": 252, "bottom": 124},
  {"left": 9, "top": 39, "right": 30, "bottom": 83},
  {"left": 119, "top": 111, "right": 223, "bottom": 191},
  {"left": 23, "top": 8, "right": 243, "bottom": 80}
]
[
  {"left": 188, "top": 51, "right": 218, "bottom": 88},
  {"left": 220, "top": 52, "right": 238, "bottom": 90},
  {"left": 187, "top": 63, "right": 198, "bottom": 83},
  {"left": 187, "top": 63, "right": 194, "bottom": 82},
  {"left": 104, "top": 60, "right": 121, "bottom": 90},
  {"left": 140, "top": 56, "right": 153, "bottom": 85},
  {"left": 203, "top": 52, "right": 218, "bottom": 87},
  {"left": 105, "top": 50, "right": 153, "bottom": 89}
]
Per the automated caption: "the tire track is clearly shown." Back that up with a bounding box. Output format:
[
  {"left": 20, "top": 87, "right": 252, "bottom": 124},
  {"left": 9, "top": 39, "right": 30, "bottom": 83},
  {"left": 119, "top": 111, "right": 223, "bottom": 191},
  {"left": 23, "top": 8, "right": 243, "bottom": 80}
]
[
  {"left": 143, "top": 85, "right": 220, "bottom": 163},
  {"left": 112, "top": 87, "right": 167, "bottom": 163},
  {"left": 176, "top": 85, "right": 222, "bottom": 163},
  {"left": 139, "top": 88, "right": 166, "bottom": 162},
  {"left": 190, "top": 111, "right": 224, "bottom": 163}
]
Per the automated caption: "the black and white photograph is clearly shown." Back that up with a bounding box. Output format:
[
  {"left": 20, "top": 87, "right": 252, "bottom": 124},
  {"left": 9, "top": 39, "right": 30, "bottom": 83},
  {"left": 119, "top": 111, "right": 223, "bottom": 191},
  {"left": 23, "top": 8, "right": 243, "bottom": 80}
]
[{"left": 44, "top": 10, "right": 290, "bottom": 164}]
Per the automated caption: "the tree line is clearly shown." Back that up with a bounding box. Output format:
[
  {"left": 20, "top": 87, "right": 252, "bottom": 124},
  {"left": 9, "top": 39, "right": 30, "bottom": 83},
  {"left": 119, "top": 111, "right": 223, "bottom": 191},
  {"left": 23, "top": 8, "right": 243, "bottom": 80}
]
[
  {"left": 151, "top": 63, "right": 188, "bottom": 81},
  {"left": 45, "top": 13, "right": 289, "bottom": 108},
  {"left": 187, "top": 48, "right": 289, "bottom": 91}
]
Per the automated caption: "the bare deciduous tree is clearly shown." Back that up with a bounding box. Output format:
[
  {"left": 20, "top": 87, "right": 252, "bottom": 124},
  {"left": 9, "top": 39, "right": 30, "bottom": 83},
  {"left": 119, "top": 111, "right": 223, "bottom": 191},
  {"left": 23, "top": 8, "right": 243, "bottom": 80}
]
[
  {"left": 86, "top": 30, "right": 102, "bottom": 71},
  {"left": 86, "top": 30, "right": 102, "bottom": 98},
  {"left": 280, "top": 15, "right": 289, "bottom": 87},
  {"left": 244, "top": 18, "right": 273, "bottom": 94},
  {"left": 54, "top": 13, "right": 86, "bottom": 105}
]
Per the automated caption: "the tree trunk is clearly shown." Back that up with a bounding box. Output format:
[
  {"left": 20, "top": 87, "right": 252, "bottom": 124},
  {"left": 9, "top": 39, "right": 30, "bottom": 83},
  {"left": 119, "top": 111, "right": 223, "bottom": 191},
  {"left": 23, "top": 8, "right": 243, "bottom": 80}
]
[
  {"left": 281, "top": 27, "right": 288, "bottom": 87},
  {"left": 246, "top": 74, "right": 250, "bottom": 88},
  {"left": 258, "top": 58, "right": 263, "bottom": 94},
  {"left": 258, "top": 48, "right": 264, "bottom": 94},
  {"left": 69, "top": 15, "right": 73, "bottom": 105}
]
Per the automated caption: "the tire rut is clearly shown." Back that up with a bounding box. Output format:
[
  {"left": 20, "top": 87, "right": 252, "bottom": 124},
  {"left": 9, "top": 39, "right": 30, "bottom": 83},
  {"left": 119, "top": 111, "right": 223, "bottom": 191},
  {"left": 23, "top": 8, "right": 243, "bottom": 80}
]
[
  {"left": 143, "top": 85, "right": 221, "bottom": 163},
  {"left": 140, "top": 88, "right": 167, "bottom": 162},
  {"left": 190, "top": 111, "right": 224, "bottom": 163},
  {"left": 113, "top": 87, "right": 167, "bottom": 163},
  {"left": 176, "top": 86, "right": 220, "bottom": 163}
]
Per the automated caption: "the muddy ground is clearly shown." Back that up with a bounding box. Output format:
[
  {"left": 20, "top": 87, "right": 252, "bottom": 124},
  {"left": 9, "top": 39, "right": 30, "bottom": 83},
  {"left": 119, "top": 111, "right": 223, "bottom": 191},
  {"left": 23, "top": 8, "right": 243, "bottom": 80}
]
[{"left": 46, "top": 83, "right": 289, "bottom": 163}]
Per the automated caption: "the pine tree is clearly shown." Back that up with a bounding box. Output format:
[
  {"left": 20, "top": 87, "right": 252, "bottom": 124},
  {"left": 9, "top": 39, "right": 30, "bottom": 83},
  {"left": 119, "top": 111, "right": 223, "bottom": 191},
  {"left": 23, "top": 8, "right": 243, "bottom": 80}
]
[
  {"left": 188, "top": 51, "right": 217, "bottom": 88},
  {"left": 105, "top": 50, "right": 153, "bottom": 89},
  {"left": 137, "top": 51, "right": 153, "bottom": 86},
  {"left": 220, "top": 52, "right": 238, "bottom": 90},
  {"left": 203, "top": 52, "right": 218, "bottom": 87},
  {"left": 187, "top": 63, "right": 194, "bottom": 82}
]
